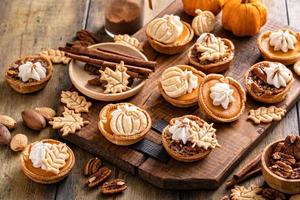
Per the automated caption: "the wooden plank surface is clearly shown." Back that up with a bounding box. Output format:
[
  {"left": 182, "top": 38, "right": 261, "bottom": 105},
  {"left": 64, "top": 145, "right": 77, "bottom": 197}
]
[{"left": 0, "top": 0, "right": 299, "bottom": 199}]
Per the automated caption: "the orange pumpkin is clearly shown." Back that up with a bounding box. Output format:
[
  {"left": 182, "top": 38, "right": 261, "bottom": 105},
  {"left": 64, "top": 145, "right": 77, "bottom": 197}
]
[
  {"left": 182, "top": 0, "right": 225, "bottom": 16},
  {"left": 222, "top": 0, "right": 267, "bottom": 37}
]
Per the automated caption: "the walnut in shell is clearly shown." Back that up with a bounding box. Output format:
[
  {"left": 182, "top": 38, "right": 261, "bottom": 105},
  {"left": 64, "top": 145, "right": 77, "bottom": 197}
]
[
  {"left": 0, "top": 115, "right": 16, "bottom": 130},
  {"left": 35, "top": 107, "right": 56, "bottom": 121}
]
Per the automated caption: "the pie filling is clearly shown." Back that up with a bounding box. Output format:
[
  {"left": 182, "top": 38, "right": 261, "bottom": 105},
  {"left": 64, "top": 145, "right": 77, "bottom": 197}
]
[
  {"left": 6, "top": 58, "right": 49, "bottom": 83},
  {"left": 190, "top": 44, "right": 231, "bottom": 65},
  {"left": 247, "top": 63, "right": 286, "bottom": 97}
]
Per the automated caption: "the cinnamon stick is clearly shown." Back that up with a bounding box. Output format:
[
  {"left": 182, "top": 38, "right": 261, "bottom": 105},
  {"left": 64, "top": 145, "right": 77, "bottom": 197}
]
[
  {"left": 66, "top": 53, "right": 152, "bottom": 76},
  {"left": 96, "top": 47, "right": 141, "bottom": 60},
  {"left": 59, "top": 46, "right": 156, "bottom": 70},
  {"left": 233, "top": 153, "right": 262, "bottom": 179},
  {"left": 225, "top": 167, "right": 262, "bottom": 189}
]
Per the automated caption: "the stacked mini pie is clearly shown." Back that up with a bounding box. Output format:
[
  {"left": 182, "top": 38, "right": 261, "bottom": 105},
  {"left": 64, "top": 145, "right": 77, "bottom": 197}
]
[
  {"left": 21, "top": 139, "right": 75, "bottom": 184},
  {"left": 146, "top": 14, "right": 194, "bottom": 54},
  {"left": 98, "top": 103, "right": 152, "bottom": 145},
  {"left": 5, "top": 55, "right": 53, "bottom": 94}
]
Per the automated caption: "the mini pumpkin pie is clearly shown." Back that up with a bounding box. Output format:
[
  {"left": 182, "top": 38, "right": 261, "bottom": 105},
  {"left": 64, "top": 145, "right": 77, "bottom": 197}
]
[
  {"left": 5, "top": 55, "right": 53, "bottom": 94},
  {"left": 21, "top": 139, "right": 75, "bottom": 184},
  {"left": 146, "top": 14, "right": 194, "bottom": 55},
  {"left": 244, "top": 61, "right": 294, "bottom": 103},
  {"left": 159, "top": 65, "right": 205, "bottom": 108},
  {"left": 161, "top": 115, "right": 219, "bottom": 162},
  {"left": 188, "top": 33, "right": 234, "bottom": 73},
  {"left": 198, "top": 74, "right": 246, "bottom": 122},
  {"left": 258, "top": 29, "right": 300, "bottom": 65},
  {"left": 98, "top": 103, "right": 152, "bottom": 146}
]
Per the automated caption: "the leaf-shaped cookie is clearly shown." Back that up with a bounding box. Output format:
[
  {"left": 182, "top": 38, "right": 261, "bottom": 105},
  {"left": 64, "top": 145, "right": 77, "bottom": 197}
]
[
  {"left": 230, "top": 184, "right": 265, "bottom": 200},
  {"left": 49, "top": 107, "right": 89, "bottom": 136},
  {"left": 61, "top": 91, "right": 92, "bottom": 113},
  {"left": 100, "top": 61, "right": 130, "bottom": 94},
  {"left": 39, "top": 49, "right": 71, "bottom": 64},
  {"left": 248, "top": 106, "right": 286, "bottom": 124},
  {"left": 114, "top": 34, "right": 143, "bottom": 52},
  {"left": 42, "top": 143, "right": 70, "bottom": 174}
]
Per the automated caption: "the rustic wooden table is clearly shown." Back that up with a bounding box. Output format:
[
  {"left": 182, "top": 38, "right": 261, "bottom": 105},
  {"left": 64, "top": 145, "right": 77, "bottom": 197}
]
[{"left": 0, "top": 0, "right": 300, "bottom": 199}]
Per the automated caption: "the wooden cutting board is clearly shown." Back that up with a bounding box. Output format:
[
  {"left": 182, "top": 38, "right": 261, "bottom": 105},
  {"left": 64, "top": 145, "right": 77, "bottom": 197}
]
[{"left": 57, "top": 0, "right": 300, "bottom": 189}]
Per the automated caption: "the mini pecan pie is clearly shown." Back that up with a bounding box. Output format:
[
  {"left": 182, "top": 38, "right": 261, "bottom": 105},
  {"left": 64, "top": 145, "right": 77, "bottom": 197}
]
[
  {"left": 244, "top": 61, "right": 294, "bottom": 103},
  {"left": 159, "top": 65, "right": 205, "bottom": 108},
  {"left": 98, "top": 103, "right": 152, "bottom": 146},
  {"left": 258, "top": 29, "right": 300, "bottom": 65},
  {"left": 188, "top": 33, "right": 234, "bottom": 73},
  {"left": 5, "top": 55, "right": 53, "bottom": 94},
  {"left": 198, "top": 74, "right": 246, "bottom": 122},
  {"left": 20, "top": 139, "right": 75, "bottom": 184},
  {"left": 146, "top": 14, "right": 194, "bottom": 55},
  {"left": 161, "top": 115, "right": 219, "bottom": 162}
]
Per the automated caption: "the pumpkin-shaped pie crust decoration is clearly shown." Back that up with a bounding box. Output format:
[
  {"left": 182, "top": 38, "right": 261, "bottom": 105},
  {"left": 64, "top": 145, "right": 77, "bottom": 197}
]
[
  {"left": 146, "top": 15, "right": 194, "bottom": 55},
  {"left": 98, "top": 103, "right": 152, "bottom": 146},
  {"left": 258, "top": 29, "right": 300, "bottom": 65},
  {"left": 198, "top": 74, "right": 246, "bottom": 122},
  {"left": 159, "top": 65, "right": 205, "bottom": 108},
  {"left": 20, "top": 139, "right": 75, "bottom": 184},
  {"left": 192, "top": 9, "right": 216, "bottom": 36}
]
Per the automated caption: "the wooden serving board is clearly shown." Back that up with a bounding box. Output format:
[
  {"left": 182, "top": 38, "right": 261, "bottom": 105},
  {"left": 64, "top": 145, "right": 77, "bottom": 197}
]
[{"left": 57, "top": 0, "right": 300, "bottom": 189}]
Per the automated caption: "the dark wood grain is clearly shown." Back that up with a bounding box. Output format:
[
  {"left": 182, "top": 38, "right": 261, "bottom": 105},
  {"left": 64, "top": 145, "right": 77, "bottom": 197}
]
[{"left": 56, "top": 0, "right": 300, "bottom": 190}]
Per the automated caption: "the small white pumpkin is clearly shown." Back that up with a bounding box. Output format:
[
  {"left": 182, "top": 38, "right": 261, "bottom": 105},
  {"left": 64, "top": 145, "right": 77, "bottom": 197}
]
[
  {"left": 192, "top": 9, "right": 216, "bottom": 36},
  {"left": 110, "top": 105, "right": 148, "bottom": 135}
]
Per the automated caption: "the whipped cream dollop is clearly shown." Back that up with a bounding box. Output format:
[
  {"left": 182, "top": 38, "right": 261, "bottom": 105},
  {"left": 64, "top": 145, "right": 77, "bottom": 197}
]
[
  {"left": 18, "top": 61, "right": 47, "bottom": 82},
  {"left": 269, "top": 30, "right": 297, "bottom": 53},
  {"left": 263, "top": 62, "right": 292, "bottom": 88},
  {"left": 110, "top": 104, "right": 147, "bottom": 135},
  {"left": 195, "top": 33, "right": 229, "bottom": 62},
  {"left": 210, "top": 82, "right": 235, "bottom": 109},
  {"left": 147, "top": 14, "right": 183, "bottom": 44},
  {"left": 168, "top": 117, "right": 219, "bottom": 150},
  {"left": 161, "top": 66, "right": 198, "bottom": 98},
  {"left": 29, "top": 141, "right": 52, "bottom": 170}
]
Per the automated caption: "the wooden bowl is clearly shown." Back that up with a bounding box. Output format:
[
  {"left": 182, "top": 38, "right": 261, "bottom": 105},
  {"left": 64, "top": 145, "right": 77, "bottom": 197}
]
[
  {"left": 69, "top": 43, "right": 147, "bottom": 101},
  {"left": 261, "top": 139, "right": 300, "bottom": 194}
]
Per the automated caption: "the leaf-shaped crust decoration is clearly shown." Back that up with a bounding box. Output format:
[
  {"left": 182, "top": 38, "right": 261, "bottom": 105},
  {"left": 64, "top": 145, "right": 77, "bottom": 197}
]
[
  {"left": 114, "top": 34, "right": 143, "bottom": 52},
  {"left": 230, "top": 184, "right": 265, "bottom": 200},
  {"left": 61, "top": 91, "right": 92, "bottom": 113},
  {"left": 247, "top": 106, "right": 286, "bottom": 124},
  {"left": 100, "top": 61, "right": 130, "bottom": 94},
  {"left": 49, "top": 107, "right": 89, "bottom": 136},
  {"left": 42, "top": 143, "right": 70, "bottom": 174},
  {"left": 39, "top": 49, "right": 71, "bottom": 64}
]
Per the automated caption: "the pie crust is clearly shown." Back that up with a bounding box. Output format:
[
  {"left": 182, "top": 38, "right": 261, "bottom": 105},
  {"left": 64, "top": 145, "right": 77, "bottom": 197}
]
[
  {"left": 188, "top": 38, "right": 235, "bottom": 73},
  {"left": 98, "top": 103, "right": 152, "bottom": 146},
  {"left": 5, "top": 55, "right": 53, "bottom": 94},
  {"left": 161, "top": 115, "right": 217, "bottom": 162},
  {"left": 198, "top": 74, "right": 246, "bottom": 122},
  {"left": 258, "top": 29, "right": 300, "bottom": 65},
  {"left": 146, "top": 21, "right": 194, "bottom": 55},
  {"left": 244, "top": 61, "right": 294, "bottom": 103},
  {"left": 159, "top": 65, "right": 206, "bottom": 108},
  {"left": 20, "top": 139, "right": 75, "bottom": 184}
]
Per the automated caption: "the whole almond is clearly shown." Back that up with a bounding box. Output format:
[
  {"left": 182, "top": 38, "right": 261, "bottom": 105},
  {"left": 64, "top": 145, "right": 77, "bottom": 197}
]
[
  {"left": 0, "top": 115, "right": 16, "bottom": 130},
  {"left": 0, "top": 123, "right": 12, "bottom": 145},
  {"left": 34, "top": 107, "right": 56, "bottom": 121},
  {"left": 10, "top": 133, "right": 28, "bottom": 151},
  {"left": 21, "top": 109, "right": 46, "bottom": 131}
]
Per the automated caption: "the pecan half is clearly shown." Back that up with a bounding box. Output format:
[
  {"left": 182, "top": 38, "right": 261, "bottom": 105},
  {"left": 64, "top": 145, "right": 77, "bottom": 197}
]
[
  {"left": 291, "top": 167, "right": 300, "bottom": 179},
  {"left": 252, "top": 67, "right": 267, "bottom": 83},
  {"left": 101, "top": 179, "right": 127, "bottom": 195},
  {"left": 261, "top": 188, "right": 286, "bottom": 200},
  {"left": 270, "top": 161, "right": 293, "bottom": 178},
  {"left": 84, "top": 157, "right": 102, "bottom": 176},
  {"left": 76, "top": 29, "right": 99, "bottom": 45},
  {"left": 274, "top": 142, "right": 285, "bottom": 153},
  {"left": 271, "top": 152, "right": 296, "bottom": 166},
  {"left": 86, "top": 166, "right": 111, "bottom": 187}
]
